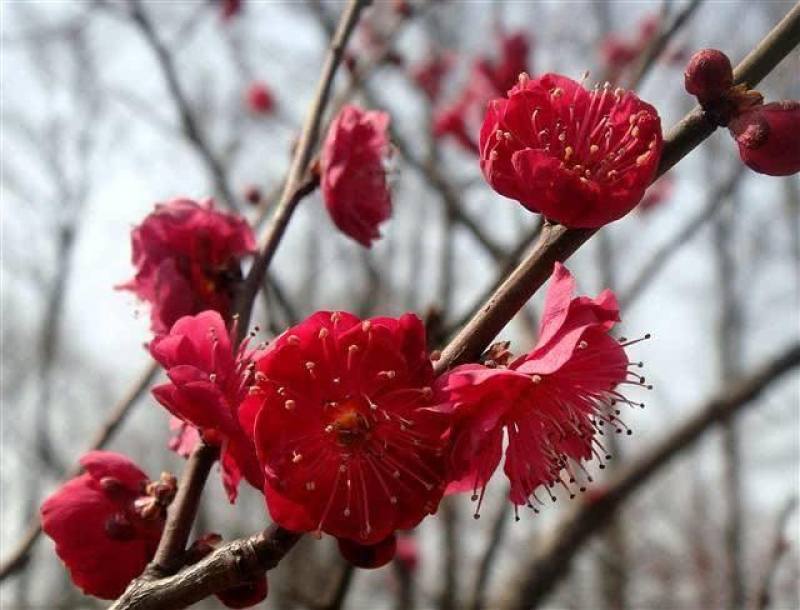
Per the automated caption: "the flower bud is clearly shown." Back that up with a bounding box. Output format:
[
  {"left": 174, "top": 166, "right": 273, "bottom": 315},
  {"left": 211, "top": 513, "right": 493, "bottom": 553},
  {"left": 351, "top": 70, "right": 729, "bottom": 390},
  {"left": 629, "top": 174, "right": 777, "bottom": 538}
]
[
  {"left": 729, "top": 101, "right": 800, "bottom": 176},
  {"left": 337, "top": 534, "right": 397, "bottom": 569},
  {"left": 684, "top": 48, "right": 733, "bottom": 103}
]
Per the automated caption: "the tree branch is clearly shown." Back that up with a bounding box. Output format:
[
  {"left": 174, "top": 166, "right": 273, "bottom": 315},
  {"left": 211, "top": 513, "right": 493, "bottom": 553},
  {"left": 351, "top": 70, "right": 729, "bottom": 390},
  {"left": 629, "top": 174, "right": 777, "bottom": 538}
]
[{"left": 753, "top": 497, "right": 798, "bottom": 610}]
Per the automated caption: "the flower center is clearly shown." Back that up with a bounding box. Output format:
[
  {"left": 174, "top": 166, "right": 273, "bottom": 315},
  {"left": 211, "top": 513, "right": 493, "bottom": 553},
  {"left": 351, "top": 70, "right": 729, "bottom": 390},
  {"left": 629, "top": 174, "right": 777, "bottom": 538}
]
[{"left": 329, "top": 400, "right": 371, "bottom": 448}]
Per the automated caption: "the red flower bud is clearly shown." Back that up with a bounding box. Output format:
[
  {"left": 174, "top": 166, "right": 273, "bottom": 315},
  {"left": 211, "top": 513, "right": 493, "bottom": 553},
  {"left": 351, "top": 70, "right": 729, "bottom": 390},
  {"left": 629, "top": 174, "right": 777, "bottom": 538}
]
[
  {"left": 729, "top": 101, "right": 800, "bottom": 176},
  {"left": 320, "top": 105, "right": 393, "bottom": 247},
  {"left": 684, "top": 49, "right": 733, "bottom": 103},
  {"left": 246, "top": 81, "right": 275, "bottom": 115},
  {"left": 337, "top": 534, "right": 397, "bottom": 569}
]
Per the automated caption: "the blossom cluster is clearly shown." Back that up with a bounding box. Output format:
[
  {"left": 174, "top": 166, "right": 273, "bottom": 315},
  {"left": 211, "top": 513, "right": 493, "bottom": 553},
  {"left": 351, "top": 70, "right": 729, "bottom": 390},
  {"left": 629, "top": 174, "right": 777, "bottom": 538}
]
[{"left": 39, "top": 28, "right": 798, "bottom": 608}]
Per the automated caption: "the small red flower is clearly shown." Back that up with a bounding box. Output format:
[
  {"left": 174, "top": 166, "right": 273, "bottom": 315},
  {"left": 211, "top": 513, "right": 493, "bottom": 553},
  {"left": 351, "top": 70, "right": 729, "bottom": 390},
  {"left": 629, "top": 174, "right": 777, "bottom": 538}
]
[
  {"left": 40, "top": 451, "right": 173, "bottom": 599},
  {"left": 320, "top": 105, "right": 393, "bottom": 248},
  {"left": 480, "top": 73, "right": 663, "bottom": 228},
  {"left": 437, "top": 264, "right": 646, "bottom": 515},
  {"left": 433, "top": 99, "right": 480, "bottom": 154},
  {"left": 729, "top": 101, "right": 800, "bottom": 176},
  {"left": 246, "top": 81, "right": 275, "bottom": 115},
  {"left": 118, "top": 198, "right": 255, "bottom": 334},
  {"left": 239, "top": 312, "right": 450, "bottom": 555},
  {"left": 150, "top": 310, "right": 263, "bottom": 503}
]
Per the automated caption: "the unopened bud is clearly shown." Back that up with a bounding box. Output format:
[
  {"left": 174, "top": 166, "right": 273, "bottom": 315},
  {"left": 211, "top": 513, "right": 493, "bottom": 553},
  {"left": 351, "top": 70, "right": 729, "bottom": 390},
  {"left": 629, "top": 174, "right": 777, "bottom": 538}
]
[{"left": 684, "top": 49, "right": 733, "bottom": 103}]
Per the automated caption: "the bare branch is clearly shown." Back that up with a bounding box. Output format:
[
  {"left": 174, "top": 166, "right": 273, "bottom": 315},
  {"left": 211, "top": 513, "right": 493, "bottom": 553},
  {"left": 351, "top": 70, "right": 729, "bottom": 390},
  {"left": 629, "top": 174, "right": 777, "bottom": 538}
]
[{"left": 752, "top": 497, "right": 798, "bottom": 610}]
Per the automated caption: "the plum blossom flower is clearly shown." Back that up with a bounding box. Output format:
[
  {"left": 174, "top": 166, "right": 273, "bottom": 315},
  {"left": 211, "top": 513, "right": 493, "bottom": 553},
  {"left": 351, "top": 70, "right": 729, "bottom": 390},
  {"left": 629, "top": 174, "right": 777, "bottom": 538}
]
[
  {"left": 480, "top": 73, "right": 663, "bottom": 228},
  {"left": 436, "top": 263, "right": 647, "bottom": 515},
  {"left": 150, "top": 310, "right": 263, "bottom": 503},
  {"left": 40, "top": 451, "right": 175, "bottom": 599},
  {"left": 320, "top": 105, "right": 393, "bottom": 247},
  {"left": 118, "top": 198, "right": 255, "bottom": 334},
  {"left": 239, "top": 311, "right": 451, "bottom": 564}
]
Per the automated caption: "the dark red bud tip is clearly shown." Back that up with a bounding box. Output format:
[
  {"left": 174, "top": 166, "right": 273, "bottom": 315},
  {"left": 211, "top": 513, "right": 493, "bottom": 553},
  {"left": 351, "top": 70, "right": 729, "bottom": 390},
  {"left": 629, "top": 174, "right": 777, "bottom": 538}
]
[
  {"left": 337, "top": 533, "right": 397, "bottom": 569},
  {"left": 105, "top": 512, "right": 136, "bottom": 541},
  {"left": 684, "top": 48, "right": 733, "bottom": 102},
  {"left": 244, "top": 185, "right": 262, "bottom": 205},
  {"left": 99, "top": 476, "right": 124, "bottom": 494}
]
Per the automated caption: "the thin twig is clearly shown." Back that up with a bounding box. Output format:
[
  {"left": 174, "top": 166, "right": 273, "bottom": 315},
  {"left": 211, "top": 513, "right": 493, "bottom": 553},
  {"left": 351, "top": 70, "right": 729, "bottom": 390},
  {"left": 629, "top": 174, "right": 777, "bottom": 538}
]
[
  {"left": 626, "top": 0, "right": 704, "bottom": 89},
  {"left": 233, "top": 0, "right": 366, "bottom": 338},
  {"left": 148, "top": 443, "right": 219, "bottom": 575},
  {"left": 752, "top": 497, "right": 798, "bottom": 610},
  {"left": 504, "top": 343, "right": 800, "bottom": 610},
  {"left": 0, "top": 361, "right": 160, "bottom": 581},
  {"left": 125, "top": 0, "right": 240, "bottom": 211}
]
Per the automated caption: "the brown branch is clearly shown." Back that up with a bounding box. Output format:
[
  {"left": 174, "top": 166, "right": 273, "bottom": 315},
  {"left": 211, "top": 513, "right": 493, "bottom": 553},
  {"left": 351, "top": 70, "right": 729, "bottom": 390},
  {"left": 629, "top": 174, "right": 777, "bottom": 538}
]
[
  {"left": 752, "top": 497, "right": 798, "bottom": 610},
  {"left": 434, "top": 2, "right": 800, "bottom": 375},
  {"left": 148, "top": 443, "right": 219, "bottom": 575},
  {"left": 109, "top": 526, "right": 302, "bottom": 610},
  {"left": 503, "top": 343, "right": 800, "bottom": 610},
  {"left": 0, "top": 361, "right": 160, "bottom": 582}
]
